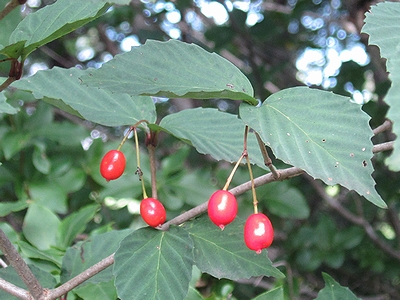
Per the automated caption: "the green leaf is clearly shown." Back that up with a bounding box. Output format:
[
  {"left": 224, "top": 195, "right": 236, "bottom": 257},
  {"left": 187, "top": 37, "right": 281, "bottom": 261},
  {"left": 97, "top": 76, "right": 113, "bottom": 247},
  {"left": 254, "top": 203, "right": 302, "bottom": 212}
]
[
  {"left": 74, "top": 280, "right": 117, "bottom": 300},
  {"left": 0, "top": 201, "right": 28, "bottom": 217},
  {"left": 252, "top": 287, "right": 284, "bottom": 300},
  {"left": 7, "top": 0, "right": 129, "bottom": 59},
  {"left": 0, "top": 265, "right": 56, "bottom": 300},
  {"left": 113, "top": 226, "right": 194, "bottom": 300},
  {"left": 61, "top": 229, "right": 132, "bottom": 285},
  {"left": 1, "top": 131, "right": 31, "bottom": 160},
  {"left": 0, "top": 92, "right": 18, "bottom": 114},
  {"left": 12, "top": 67, "right": 156, "bottom": 126},
  {"left": 257, "top": 181, "right": 309, "bottom": 219},
  {"left": 362, "top": 2, "right": 400, "bottom": 171},
  {"left": 32, "top": 143, "right": 51, "bottom": 174},
  {"left": 22, "top": 202, "right": 60, "bottom": 250},
  {"left": 183, "top": 215, "right": 284, "bottom": 280},
  {"left": 18, "top": 241, "right": 63, "bottom": 267},
  {"left": 315, "top": 273, "right": 360, "bottom": 300},
  {"left": 28, "top": 179, "right": 68, "bottom": 214},
  {"left": 80, "top": 39, "right": 256, "bottom": 104},
  {"left": 158, "top": 108, "right": 265, "bottom": 168},
  {"left": 0, "top": 0, "right": 22, "bottom": 48},
  {"left": 240, "top": 87, "right": 386, "bottom": 208},
  {"left": 56, "top": 204, "right": 99, "bottom": 250}
]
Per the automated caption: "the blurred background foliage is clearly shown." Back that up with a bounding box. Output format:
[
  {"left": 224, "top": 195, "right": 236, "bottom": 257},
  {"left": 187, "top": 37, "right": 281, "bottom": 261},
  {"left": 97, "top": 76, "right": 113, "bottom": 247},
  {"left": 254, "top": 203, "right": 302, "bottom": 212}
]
[{"left": 1, "top": 0, "right": 400, "bottom": 299}]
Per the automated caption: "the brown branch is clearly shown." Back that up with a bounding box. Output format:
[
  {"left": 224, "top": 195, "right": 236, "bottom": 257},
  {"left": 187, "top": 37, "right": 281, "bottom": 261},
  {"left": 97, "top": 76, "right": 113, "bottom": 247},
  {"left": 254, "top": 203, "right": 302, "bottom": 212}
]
[
  {"left": 160, "top": 166, "right": 304, "bottom": 230},
  {"left": 373, "top": 120, "right": 392, "bottom": 135},
  {"left": 372, "top": 141, "right": 394, "bottom": 153},
  {"left": 0, "top": 0, "right": 21, "bottom": 21},
  {"left": 310, "top": 180, "right": 400, "bottom": 261},
  {"left": 46, "top": 253, "right": 115, "bottom": 299},
  {"left": 254, "top": 131, "right": 280, "bottom": 179},
  {"left": 0, "top": 277, "right": 31, "bottom": 300},
  {"left": 0, "top": 230, "right": 44, "bottom": 299},
  {"left": 0, "top": 77, "right": 16, "bottom": 93}
]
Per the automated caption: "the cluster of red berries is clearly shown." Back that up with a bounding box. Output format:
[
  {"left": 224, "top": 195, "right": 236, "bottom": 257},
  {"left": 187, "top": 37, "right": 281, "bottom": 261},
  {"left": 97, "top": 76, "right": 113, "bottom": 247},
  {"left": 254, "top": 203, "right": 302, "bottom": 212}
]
[
  {"left": 100, "top": 149, "right": 166, "bottom": 228},
  {"left": 99, "top": 129, "right": 273, "bottom": 253},
  {"left": 208, "top": 189, "right": 274, "bottom": 254}
]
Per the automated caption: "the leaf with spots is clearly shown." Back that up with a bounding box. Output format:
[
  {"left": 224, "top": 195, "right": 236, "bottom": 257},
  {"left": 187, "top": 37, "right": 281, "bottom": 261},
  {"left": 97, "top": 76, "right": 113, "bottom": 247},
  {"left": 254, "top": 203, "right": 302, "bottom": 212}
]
[{"left": 240, "top": 87, "right": 386, "bottom": 208}]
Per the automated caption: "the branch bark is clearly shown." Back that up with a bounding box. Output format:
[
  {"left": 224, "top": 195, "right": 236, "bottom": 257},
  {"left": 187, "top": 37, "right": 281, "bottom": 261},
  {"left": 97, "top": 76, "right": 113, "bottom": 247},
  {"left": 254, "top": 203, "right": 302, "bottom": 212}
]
[{"left": 0, "top": 230, "right": 44, "bottom": 299}]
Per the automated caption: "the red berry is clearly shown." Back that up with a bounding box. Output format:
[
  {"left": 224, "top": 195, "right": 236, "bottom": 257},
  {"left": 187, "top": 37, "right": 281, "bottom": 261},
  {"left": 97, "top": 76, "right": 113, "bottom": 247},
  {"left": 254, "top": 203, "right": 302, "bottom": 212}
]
[
  {"left": 100, "top": 150, "right": 126, "bottom": 181},
  {"left": 208, "top": 190, "right": 238, "bottom": 230},
  {"left": 140, "top": 197, "right": 166, "bottom": 227},
  {"left": 244, "top": 213, "right": 274, "bottom": 254}
]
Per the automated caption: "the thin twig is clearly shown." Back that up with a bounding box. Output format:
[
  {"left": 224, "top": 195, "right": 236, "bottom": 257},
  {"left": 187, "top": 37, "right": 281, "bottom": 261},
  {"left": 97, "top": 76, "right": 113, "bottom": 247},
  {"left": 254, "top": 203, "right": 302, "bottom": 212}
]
[
  {"left": 0, "top": 77, "right": 16, "bottom": 93},
  {"left": 0, "top": 229, "right": 44, "bottom": 299},
  {"left": 0, "top": 0, "right": 19, "bottom": 21},
  {"left": 372, "top": 141, "right": 394, "bottom": 153},
  {"left": 160, "top": 166, "right": 304, "bottom": 230},
  {"left": 46, "top": 253, "right": 115, "bottom": 299},
  {"left": 309, "top": 180, "right": 400, "bottom": 261},
  {"left": 254, "top": 131, "right": 280, "bottom": 179},
  {"left": 373, "top": 120, "right": 392, "bottom": 135},
  {"left": 0, "top": 277, "right": 31, "bottom": 300}
]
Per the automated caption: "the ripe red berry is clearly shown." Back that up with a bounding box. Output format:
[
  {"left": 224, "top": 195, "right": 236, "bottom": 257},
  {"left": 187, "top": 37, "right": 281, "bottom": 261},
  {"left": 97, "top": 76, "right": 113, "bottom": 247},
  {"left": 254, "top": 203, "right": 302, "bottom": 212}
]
[
  {"left": 140, "top": 197, "right": 166, "bottom": 227},
  {"left": 208, "top": 190, "right": 238, "bottom": 230},
  {"left": 244, "top": 213, "right": 274, "bottom": 254},
  {"left": 100, "top": 150, "right": 126, "bottom": 181}
]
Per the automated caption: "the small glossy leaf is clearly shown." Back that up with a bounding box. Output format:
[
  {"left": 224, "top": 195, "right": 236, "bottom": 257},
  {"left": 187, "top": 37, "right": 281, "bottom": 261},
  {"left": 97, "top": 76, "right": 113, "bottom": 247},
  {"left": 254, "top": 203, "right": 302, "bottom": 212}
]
[
  {"left": 1, "top": 131, "right": 31, "bottom": 160},
  {"left": 80, "top": 39, "right": 256, "bottom": 104},
  {"left": 253, "top": 287, "right": 284, "bottom": 300},
  {"left": 363, "top": 2, "right": 400, "bottom": 171},
  {"left": 183, "top": 215, "right": 284, "bottom": 280},
  {"left": 61, "top": 229, "right": 132, "bottom": 285},
  {"left": 18, "top": 240, "right": 63, "bottom": 267},
  {"left": 22, "top": 202, "right": 60, "bottom": 250},
  {"left": 28, "top": 179, "right": 68, "bottom": 214},
  {"left": 315, "top": 273, "right": 360, "bottom": 300},
  {"left": 158, "top": 108, "right": 265, "bottom": 168},
  {"left": 0, "top": 201, "right": 28, "bottom": 217},
  {"left": 0, "top": 92, "right": 18, "bottom": 114},
  {"left": 113, "top": 226, "right": 194, "bottom": 300},
  {"left": 12, "top": 67, "right": 156, "bottom": 126},
  {"left": 32, "top": 144, "right": 51, "bottom": 174},
  {"left": 240, "top": 87, "right": 386, "bottom": 208},
  {"left": 56, "top": 205, "right": 99, "bottom": 250},
  {"left": 257, "top": 181, "right": 309, "bottom": 219}
]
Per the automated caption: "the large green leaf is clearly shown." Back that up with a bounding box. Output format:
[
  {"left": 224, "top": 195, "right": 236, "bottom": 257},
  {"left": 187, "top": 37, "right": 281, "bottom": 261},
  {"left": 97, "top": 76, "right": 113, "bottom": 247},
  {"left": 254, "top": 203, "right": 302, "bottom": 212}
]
[
  {"left": 0, "top": 92, "right": 18, "bottom": 114},
  {"left": 315, "top": 273, "right": 360, "bottom": 300},
  {"left": 61, "top": 229, "right": 132, "bottom": 285},
  {"left": 6, "top": 0, "right": 130, "bottom": 59},
  {"left": 80, "top": 39, "right": 256, "bottom": 103},
  {"left": 183, "top": 215, "right": 284, "bottom": 280},
  {"left": 22, "top": 202, "right": 60, "bottom": 250},
  {"left": 56, "top": 204, "right": 99, "bottom": 250},
  {"left": 240, "top": 87, "right": 386, "bottom": 208},
  {"left": 363, "top": 2, "right": 400, "bottom": 171},
  {"left": 158, "top": 108, "right": 265, "bottom": 168},
  {"left": 113, "top": 226, "right": 194, "bottom": 300},
  {"left": 12, "top": 67, "right": 156, "bottom": 126}
]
